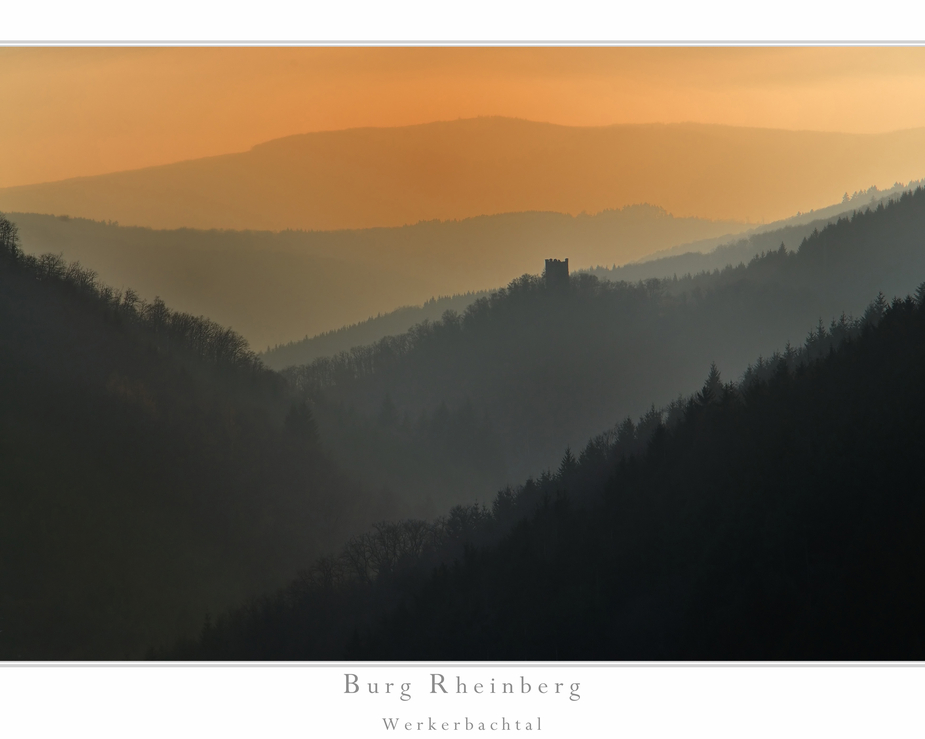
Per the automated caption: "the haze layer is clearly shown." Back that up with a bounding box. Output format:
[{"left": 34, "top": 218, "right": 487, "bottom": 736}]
[{"left": 4, "top": 118, "right": 925, "bottom": 231}]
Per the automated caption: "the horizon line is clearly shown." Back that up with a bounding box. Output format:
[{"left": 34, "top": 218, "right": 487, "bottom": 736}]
[{"left": 5, "top": 116, "right": 925, "bottom": 192}]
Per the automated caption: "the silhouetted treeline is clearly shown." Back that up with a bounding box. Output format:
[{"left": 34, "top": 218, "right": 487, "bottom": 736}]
[
  {"left": 9, "top": 250, "right": 272, "bottom": 382},
  {"left": 168, "top": 285, "right": 925, "bottom": 659},
  {"left": 285, "top": 187, "right": 925, "bottom": 485},
  {"left": 0, "top": 213, "right": 401, "bottom": 659},
  {"left": 261, "top": 292, "right": 488, "bottom": 370},
  {"left": 155, "top": 402, "right": 667, "bottom": 660},
  {"left": 158, "top": 504, "right": 497, "bottom": 660},
  {"left": 353, "top": 291, "right": 925, "bottom": 659}
]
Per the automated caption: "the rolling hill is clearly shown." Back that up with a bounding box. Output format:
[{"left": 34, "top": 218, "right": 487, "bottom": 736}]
[
  {"left": 4, "top": 118, "right": 925, "bottom": 231},
  {"left": 0, "top": 217, "right": 397, "bottom": 659},
  {"left": 262, "top": 180, "right": 922, "bottom": 369}
]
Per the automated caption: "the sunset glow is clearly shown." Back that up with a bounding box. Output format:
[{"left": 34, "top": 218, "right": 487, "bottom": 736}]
[{"left": 5, "top": 46, "right": 925, "bottom": 189}]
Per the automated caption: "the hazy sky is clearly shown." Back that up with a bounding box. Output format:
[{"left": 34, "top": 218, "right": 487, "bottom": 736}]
[{"left": 5, "top": 46, "right": 925, "bottom": 188}]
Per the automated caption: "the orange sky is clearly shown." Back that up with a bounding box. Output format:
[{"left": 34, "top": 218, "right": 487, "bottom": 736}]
[{"left": 4, "top": 46, "right": 925, "bottom": 189}]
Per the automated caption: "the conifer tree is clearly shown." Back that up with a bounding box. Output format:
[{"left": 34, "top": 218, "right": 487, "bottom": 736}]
[
  {"left": 699, "top": 362, "right": 722, "bottom": 405},
  {"left": 558, "top": 447, "right": 577, "bottom": 479}
]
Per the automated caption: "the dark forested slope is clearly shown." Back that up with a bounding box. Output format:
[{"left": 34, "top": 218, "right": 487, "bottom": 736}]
[
  {"left": 0, "top": 216, "right": 395, "bottom": 659},
  {"left": 354, "top": 292, "right": 925, "bottom": 660},
  {"left": 172, "top": 288, "right": 925, "bottom": 660}
]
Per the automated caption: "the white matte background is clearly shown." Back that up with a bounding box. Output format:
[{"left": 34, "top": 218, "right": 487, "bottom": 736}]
[
  {"left": 1, "top": 663, "right": 924, "bottom": 737},
  {"left": 3, "top": 0, "right": 924, "bottom": 42}
]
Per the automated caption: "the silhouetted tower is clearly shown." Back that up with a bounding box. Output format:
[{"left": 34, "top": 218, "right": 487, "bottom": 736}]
[{"left": 544, "top": 258, "right": 569, "bottom": 289}]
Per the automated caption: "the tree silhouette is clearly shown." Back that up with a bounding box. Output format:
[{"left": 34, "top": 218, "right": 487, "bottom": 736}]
[{"left": 698, "top": 362, "right": 722, "bottom": 404}]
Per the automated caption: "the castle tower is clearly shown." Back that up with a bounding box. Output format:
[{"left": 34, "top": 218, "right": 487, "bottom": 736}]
[{"left": 544, "top": 258, "right": 569, "bottom": 289}]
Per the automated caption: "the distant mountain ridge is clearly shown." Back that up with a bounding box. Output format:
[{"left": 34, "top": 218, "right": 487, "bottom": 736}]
[
  {"left": 4, "top": 117, "right": 925, "bottom": 231},
  {"left": 9, "top": 204, "right": 743, "bottom": 350},
  {"left": 589, "top": 179, "right": 924, "bottom": 284}
]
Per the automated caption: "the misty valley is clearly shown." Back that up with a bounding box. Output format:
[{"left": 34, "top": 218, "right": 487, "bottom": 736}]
[{"left": 4, "top": 182, "right": 925, "bottom": 660}]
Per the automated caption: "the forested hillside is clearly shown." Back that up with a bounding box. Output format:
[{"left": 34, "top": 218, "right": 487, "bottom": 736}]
[
  {"left": 12, "top": 182, "right": 911, "bottom": 358},
  {"left": 588, "top": 180, "right": 922, "bottom": 284},
  {"left": 260, "top": 292, "right": 488, "bottom": 370},
  {"left": 262, "top": 183, "right": 919, "bottom": 371},
  {"left": 289, "top": 187, "right": 925, "bottom": 482},
  {"left": 168, "top": 286, "right": 925, "bottom": 660},
  {"left": 355, "top": 289, "right": 925, "bottom": 660},
  {"left": 8, "top": 187, "right": 925, "bottom": 660},
  {"left": 0, "top": 215, "right": 399, "bottom": 659},
  {"left": 10, "top": 205, "right": 742, "bottom": 350}
]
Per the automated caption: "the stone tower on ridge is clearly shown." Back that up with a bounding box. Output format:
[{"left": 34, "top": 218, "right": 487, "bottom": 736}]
[{"left": 544, "top": 258, "right": 569, "bottom": 289}]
